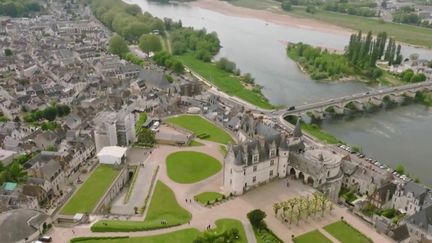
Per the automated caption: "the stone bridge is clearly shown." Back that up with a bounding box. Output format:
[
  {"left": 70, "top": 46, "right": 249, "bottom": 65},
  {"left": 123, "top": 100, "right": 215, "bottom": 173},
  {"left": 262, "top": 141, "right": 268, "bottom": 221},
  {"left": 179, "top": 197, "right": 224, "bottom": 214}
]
[{"left": 277, "top": 81, "right": 432, "bottom": 120}]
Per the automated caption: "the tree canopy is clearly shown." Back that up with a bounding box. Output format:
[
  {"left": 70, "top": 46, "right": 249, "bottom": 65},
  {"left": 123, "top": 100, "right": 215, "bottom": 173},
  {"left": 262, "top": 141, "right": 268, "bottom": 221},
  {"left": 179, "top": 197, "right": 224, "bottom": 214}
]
[
  {"left": 138, "top": 34, "right": 162, "bottom": 53},
  {"left": 109, "top": 35, "right": 129, "bottom": 57}
]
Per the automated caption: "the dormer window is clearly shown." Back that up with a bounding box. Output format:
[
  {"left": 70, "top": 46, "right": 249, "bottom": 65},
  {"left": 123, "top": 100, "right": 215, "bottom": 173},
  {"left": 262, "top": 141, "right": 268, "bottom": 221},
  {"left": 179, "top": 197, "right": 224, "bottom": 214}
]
[
  {"left": 270, "top": 149, "right": 276, "bottom": 157},
  {"left": 253, "top": 155, "right": 258, "bottom": 163}
]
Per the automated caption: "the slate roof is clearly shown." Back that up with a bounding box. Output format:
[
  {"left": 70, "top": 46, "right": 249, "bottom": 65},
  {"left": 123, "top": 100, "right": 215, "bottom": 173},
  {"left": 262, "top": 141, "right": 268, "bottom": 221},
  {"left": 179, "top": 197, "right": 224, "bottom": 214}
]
[
  {"left": 407, "top": 204, "right": 432, "bottom": 232},
  {"left": 0, "top": 209, "right": 49, "bottom": 243}
]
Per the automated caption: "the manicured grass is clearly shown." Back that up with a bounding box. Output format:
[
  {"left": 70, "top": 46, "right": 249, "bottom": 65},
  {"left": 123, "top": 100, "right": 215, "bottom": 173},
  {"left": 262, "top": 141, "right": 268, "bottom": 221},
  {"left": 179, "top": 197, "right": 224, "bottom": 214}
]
[
  {"left": 219, "top": 145, "right": 228, "bottom": 156},
  {"left": 166, "top": 151, "right": 222, "bottom": 184},
  {"left": 70, "top": 228, "right": 200, "bottom": 243},
  {"left": 91, "top": 181, "right": 191, "bottom": 232},
  {"left": 324, "top": 220, "right": 372, "bottom": 243},
  {"left": 177, "top": 53, "right": 274, "bottom": 109},
  {"left": 207, "top": 219, "right": 248, "bottom": 243},
  {"left": 194, "top": 191, "right": 224, "bottom": 205},
  {"left": 189, "top": 140, "right": 204, "bottom": 146},
  {"left": 135, "top": 112, "right": 147, "bottom": 132},
  {"left": 61, "top": 165, "right": 119, "bottom": 215},
  {"left": 166, "top": 115, "right": 234, "bottom": 144},
  {"left": 293, "top": 230, "right": 332, "bottom": 243}
]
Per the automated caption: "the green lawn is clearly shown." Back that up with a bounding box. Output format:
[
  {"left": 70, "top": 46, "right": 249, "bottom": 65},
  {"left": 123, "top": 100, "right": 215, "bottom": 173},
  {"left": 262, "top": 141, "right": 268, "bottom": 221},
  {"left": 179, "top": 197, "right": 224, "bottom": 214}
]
[
  {"left": 189, "top": 140, "right": 204, "bottom": 146},
  {"left": 324, "top": 220, "right": 372, "bottom": 243},
  {"left": 166, "top": 151, "right": 222, "bottom": 184},
  {"left": 91, "top": 180, "right": 191, "bottom": 232},
  {"left": 207, "top": 219, "right": 248, "bottom": 243},
  {"left": 61, "top": 165, "right": 120, "bottom": 215},
  {"left": 228, "top": 0, "right": 280, "bottom": 10},
  {"left": 177, "top": 53, "right": 274, "bottom": 109},
  {"left": 74, "top": 219, "right": 246, "bottom": 243},
  {"left": 135, "top": 112, "right": 147, "bottom": 132},
  {"left": 293, "top": 230, "right": 332, "bottom": 243},
  {"left": 70, "top": 228, "right": 200, "bottom": 243},
  {"left": 194, "top": 191, "right": 224, "bottom": 205},
  {"left": 286, "top": 117, "right": 342, "bottom": 144},
  {"left": 166, "top": 115, "right": 234, "bottom": 144}
]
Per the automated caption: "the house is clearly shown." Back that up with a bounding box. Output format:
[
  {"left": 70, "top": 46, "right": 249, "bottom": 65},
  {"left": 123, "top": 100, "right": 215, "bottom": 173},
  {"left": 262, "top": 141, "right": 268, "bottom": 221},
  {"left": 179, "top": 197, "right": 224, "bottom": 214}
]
[
  {"left": 392, "top": 181, "right": 432, "bottom": 216},
  {"left": 405, "top": 204, "right": 432, "bottom": 242},
  {"left": 369, "top": 183, "right": 398, "bottom": 209},
  {"left": 0, "top": 149, "right": 16, "bottom": 166}
]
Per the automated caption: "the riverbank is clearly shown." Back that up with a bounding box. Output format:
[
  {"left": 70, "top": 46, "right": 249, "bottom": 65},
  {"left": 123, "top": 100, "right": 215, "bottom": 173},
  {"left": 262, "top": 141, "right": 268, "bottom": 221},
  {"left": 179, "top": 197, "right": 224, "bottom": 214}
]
[{"left": 192, "top": 0, "right": 432, "bottom": 48}]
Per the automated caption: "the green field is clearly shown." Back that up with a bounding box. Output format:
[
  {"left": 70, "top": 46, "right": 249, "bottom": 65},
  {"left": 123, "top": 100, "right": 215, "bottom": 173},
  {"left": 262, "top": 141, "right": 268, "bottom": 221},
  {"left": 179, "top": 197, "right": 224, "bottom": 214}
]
[
  {"left": 293, "top": 230, "right": 332, "bottom": 243},
  {"left": 194, "top": 191, "right": 224, "bottom": 205},
  {"left": 91, "top": 180, "right": 191, "bottom": 232},
  {"left": 166, "top": 115, "right": 234, "bottom": 144},
  {"left": 166, "top": 151, "right": 222, "bottom": 184},
  {"left": 189, "top": 140, "right": 204, "bottom": 146},
  {"left": 324, "top": 220, "right": 372, "bottom": 243},
  {"left": 228, "top": 1, "right": 432, "bottom": 48},
  {"left": 61, "top": 165, "right": 120, "bottom": 215},
  {"left": 177, "top": 53, "right": 274, "bottom": 109},
  {"left": 70, "top": 228, "right": 200, "bottom": 243}
]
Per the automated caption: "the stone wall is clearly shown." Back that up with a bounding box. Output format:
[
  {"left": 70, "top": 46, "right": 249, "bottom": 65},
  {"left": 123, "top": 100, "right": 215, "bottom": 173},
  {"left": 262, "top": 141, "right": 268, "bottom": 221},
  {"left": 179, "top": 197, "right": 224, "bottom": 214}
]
[{"left": 93, "top": 165, "right": 132, "bottom": 214}]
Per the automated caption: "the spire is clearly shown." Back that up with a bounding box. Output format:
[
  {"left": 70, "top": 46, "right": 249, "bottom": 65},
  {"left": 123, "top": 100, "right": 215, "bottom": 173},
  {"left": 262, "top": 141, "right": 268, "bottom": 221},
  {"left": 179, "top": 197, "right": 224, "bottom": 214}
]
[{"left": 293, "top": 117, "right": 303, "bottom": 138}]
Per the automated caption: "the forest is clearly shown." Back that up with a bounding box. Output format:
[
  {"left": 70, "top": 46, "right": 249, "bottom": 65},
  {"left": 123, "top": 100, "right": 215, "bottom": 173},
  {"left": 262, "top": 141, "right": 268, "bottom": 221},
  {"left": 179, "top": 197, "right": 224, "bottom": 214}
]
[
  {"left": 0, "top": 0, "right": 42, "bottom": 17},
  {"left": 287, "top": 31, "right": 403, "bottom": 81}
]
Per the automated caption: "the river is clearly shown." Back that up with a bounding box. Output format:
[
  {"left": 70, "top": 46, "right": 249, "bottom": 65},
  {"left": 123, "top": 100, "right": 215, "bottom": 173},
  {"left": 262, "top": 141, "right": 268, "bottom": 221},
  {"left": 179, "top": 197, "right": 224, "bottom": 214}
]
[{"left": 128, "top": 0, "right": 432, "bottom": 184}]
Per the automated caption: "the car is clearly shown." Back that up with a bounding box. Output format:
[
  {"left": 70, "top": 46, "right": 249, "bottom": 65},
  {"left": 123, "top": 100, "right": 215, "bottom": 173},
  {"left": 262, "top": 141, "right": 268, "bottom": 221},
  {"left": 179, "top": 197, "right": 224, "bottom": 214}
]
[
  {"left": 39, "top": 236, "right": 52, "bottom": 242},
  {"left": 379, "top": 165, "right": 385, "bottom": 169},
  {"left": 365, "top": 92, "right": 370, "bottom": 95},
  {"left": 288, "top": 106, "right": 296, "bottom": 111}
]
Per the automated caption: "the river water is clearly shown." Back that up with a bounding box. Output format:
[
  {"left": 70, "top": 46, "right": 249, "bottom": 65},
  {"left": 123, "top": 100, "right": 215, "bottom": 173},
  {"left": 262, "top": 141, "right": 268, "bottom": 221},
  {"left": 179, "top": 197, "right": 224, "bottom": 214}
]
[{"left": 129, "top": 0, "right": 432, "bottom": 184}]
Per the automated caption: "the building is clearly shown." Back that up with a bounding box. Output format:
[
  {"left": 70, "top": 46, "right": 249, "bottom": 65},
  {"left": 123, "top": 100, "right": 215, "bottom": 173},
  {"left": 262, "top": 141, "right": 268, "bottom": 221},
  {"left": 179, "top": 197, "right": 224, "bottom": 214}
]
[
  {"left": 0, "top": 149, "right": 16, "bottom": 167},
  {"left": 93, "top": 111, "right": 136, "bottom": 152},
  {"left": 224, "top": 119, "right": 344, "bottom": 201},
  {"left": 0, "top": 208, "right": 50, "bottom": 243},
  {"left": 392, "top": 181, "right": 432, "bottom": 216},
  {"left": 405, "top": 204, "right": 432, "bottom": 242},
  {"left": 97, "top": 146, "right": 127, "bottom": 165}
]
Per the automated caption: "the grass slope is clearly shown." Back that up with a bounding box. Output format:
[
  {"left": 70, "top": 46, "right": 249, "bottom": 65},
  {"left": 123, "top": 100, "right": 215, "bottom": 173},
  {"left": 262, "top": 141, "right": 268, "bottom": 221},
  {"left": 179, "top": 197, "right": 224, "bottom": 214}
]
[
  {"left": 324, "top": 220, "right": 372, "bottom": 243},
  {"left": 177, "top": 53, "right": 274, "bottom": 109},
  {"left": 166, "top": 151, "right": 222, "bottom": 184},
  {"left": 91, "top": 180, "right": 191, "bottom": 232},
  {"left": 194, "top": 191, "right": 224, "bottom": 205},
  {"left": 70, "top": 228, "right": 200, "bottom": 243},
  {"left": 293, "top": 230, "right": 332, "bottom": 243},
  {"left": 208, "top": 219, "right": 248, "bottom": 243},
  {"left": 61, "top": 165, "right": 119, "bottom": 215},
  {"left": 166, "top": 115, "right": 234, "bottom": 144}
]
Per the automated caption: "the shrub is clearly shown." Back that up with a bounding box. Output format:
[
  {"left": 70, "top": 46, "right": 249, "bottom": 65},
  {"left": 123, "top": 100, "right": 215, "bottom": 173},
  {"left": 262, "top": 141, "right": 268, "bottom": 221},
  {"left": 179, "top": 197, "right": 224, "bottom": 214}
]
[{"left": 247, "top": 209, "right": 267, "bottom": 229}]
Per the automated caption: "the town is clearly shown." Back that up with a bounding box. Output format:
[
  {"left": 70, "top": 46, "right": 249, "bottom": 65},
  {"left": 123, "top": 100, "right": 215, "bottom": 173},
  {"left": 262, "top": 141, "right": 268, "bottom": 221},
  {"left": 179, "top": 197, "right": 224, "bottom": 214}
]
[{"left": 1, "top": 0, "right": 432, "bottom": 243}]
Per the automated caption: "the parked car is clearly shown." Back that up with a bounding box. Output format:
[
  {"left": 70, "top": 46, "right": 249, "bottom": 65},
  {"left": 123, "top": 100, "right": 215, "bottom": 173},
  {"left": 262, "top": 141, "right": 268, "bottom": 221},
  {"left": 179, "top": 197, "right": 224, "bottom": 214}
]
[{"left": 39, "top": 236, "right": 52, "bottom": 242}]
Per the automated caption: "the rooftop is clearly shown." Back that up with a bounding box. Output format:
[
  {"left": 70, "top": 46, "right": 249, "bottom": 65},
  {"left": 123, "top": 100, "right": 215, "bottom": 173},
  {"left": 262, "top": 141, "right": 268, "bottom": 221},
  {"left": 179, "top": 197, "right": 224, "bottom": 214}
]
[{"left": 97, "top": 146, "right": 127, "bottom": 159}]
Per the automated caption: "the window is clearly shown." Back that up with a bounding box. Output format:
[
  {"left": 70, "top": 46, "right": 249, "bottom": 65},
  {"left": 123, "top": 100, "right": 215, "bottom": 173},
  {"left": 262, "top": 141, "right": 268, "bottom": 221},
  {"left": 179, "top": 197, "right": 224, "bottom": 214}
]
[
  {"left": 253, "top": 155, "right": 258, "bottom": 162},
  {"left": 269, "top": 170, "right": 273, "bottom": 177},
  {"left": 270, "top": 160, "right": 274, "bottom": 166},
  {"left": 270, "top": 150, "right": 275, "bottom": 157},
  {"left": 230, "top": 179, "right": 232, "bottom": 185},
  {"left": 252, "top": 176, "right": 256, "bottom": 183},
  {"left": 230, "top": 169, "right": 232, "bottom": 174},
  {"left": 253, "top": 165, "right": 257, "bottom": 172}
]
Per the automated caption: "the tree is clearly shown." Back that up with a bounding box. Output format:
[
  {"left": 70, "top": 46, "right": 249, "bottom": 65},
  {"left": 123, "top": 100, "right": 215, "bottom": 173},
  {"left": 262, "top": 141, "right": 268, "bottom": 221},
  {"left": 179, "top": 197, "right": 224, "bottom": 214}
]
[
  {"left": 247, "top": 209, "right": 267, "bottom": 228},
  {"left": 6, "top": 162, "right": 27, "bottom": 183},
  {"left": 137, "top": 128, "right": 155, "bottom": 146},
  {"left": 409, "top": 53, "right": 419, "bottom": 61},
  {"left": 273, "top": 203, "right": 281, "bottom": 216},
  {"left": 306, "top": 5, "right": 317, "bottom": 13},
  {"left": 109, "top": 35, "right": 129, "bottom": 57},
  {"left": 138, "top": 34, "right": 162, "bottom": 53},
  {"left": 395, "top": 164, "right": 405, "bottom": 175},
  {"left": 4, "top": 49, "right": 12, "bottom": 56},
  {"left": 282, "top": 0, "right": 292, "bottom": 11}
]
